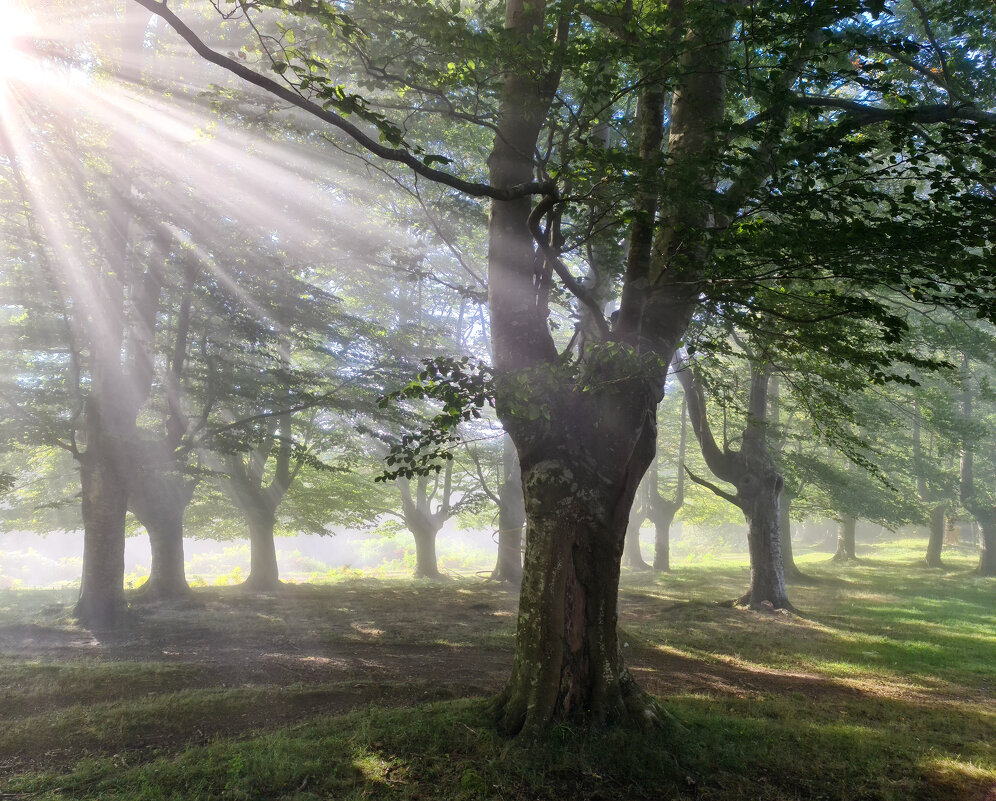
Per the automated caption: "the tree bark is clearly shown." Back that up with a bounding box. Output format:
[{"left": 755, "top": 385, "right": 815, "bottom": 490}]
[
  {"left": 412, "top": 524, "right": 443, "bottom": 579},
  {"left": 73, "top": 6, "right": 153, "bottom": 627},
  {"left": 650, "top": 504, "right": 676, "bottom": 572},
  {"left": 833, "top": 515, "right": 857, "bottom": 562},
  {"left": 492, "top": 396, "right": 660, "bottom": 736},
  {"left": 648, "top": 394, "right": 686, "bottom": 573},
  {"left": 957, "top": 355, "right": 995, "bottom": 577},
  {"left": 399, "top": 466, "right": 452, "bottom": 579},
  {"left": 488, "top": 0, "right": 732, "bottom": 734},
  {"left": 924, "top": 504, "right": 945, "bottom": 568}
]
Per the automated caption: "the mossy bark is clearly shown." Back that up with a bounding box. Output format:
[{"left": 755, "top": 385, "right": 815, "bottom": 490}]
[
  {"left": 738, "top": 471, "right": 790, "bottom": 608},
  {"left": 492, "top": 398, "right": 661, "bottom": 736}
]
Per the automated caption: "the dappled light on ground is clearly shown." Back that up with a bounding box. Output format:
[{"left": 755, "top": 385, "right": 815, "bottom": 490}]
[{"left": 0, "top": 542, "right": 993, "bottom": 799}]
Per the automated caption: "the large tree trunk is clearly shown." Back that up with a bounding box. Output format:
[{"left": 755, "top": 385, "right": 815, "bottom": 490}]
[
  {"left": 492, "top": 436, "right": 524, "bottom": 584},
  {"left": 924, "top": 504, "right": 945, "bottom": 568},
  {"left": 488, "top": 0, "right": 730, "bottom": 735},
  {"left": 245, "top": 506, "right": 281, "bottom": 591},
  {"left": 412, "top": 524, "right": 443, "bottom": 579},
  {"left": 493, "top": 402, "right": 660, "bottom": 736},
  {"left": 129, "top": 464, "right": 193, "bottom": 601},
  {"left": 738, "top": 476, "right": 790, "bottom": 608},
  {"left": 77, "top": 427, "right": 129, "bottom": 628},
  {"left": 833, "top": 515, "right": 857, "bottom": 562}
]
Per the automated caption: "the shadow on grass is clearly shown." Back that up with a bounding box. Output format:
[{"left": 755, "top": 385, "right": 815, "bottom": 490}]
[{"left": 4, "top": 697, "right": 993, "bottom": 801}]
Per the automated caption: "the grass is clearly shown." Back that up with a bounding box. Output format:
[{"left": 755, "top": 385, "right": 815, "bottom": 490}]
[{"left": 0, "top": 539, "right": 993, "bottom": 800}]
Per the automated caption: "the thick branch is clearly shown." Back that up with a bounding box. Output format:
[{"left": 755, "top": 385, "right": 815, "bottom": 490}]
[
  {"left": 785, "top": 95, "right": 996, "bottom": 126},
  {"left": 131, "top": 0, "right": 554, "bottom": 201}
]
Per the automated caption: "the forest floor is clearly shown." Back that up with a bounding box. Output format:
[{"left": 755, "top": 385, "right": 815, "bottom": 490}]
[{"left": 0, "top": 539, "right": 993, "bottom": 800}]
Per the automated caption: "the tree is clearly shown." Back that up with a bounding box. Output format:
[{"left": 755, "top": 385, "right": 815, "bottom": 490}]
[
  {"left": 676, "top": 355, "right": 789, "bottom": 608},
  {"left": 135, "top": 0, "right": 996, "bottom": 735}
]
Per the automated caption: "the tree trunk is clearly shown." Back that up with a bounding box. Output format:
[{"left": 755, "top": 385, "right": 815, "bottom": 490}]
[
  {"left": 924, "top": 504, "right": 945, "bottom": 568},
  {"left": 129, "top": 463, "right": 193, "bottom": 601},
  {"left": 623, "top": 499, "right": 650, "bottom": 570},
  {"left": 244, "top": 506, "right": 281, "bottom": 591},
  {"left": 77, "top": 440, "right": 129, "bottom": 628},
  {"left": 650, "top": 506, "right": 675, "bottom": 572},
  {"left": 738, "top": 477, "right": 790, "bottom": 609},
  {"left": 492, "top": 436, "right": 524, "bottom": 583},
  {"left": 780, "top": 493, "right": 805, "bottom": 581},
  {"left": 979, "top": 516, "right": 996, "bottom": 577},
  {"left": 493, "top": 415, "right": 660, "bottom": 736},
  {"left": 412, "top": 524, "right": 443, "bottom": 579},
  {"left": 833, "top": 515, "right": 857, "bottom": 562}
]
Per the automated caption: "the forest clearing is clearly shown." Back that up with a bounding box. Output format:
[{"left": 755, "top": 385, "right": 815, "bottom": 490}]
[
  {"left": 2, "top": 0, "right": 995, "bottom": 798},
  {"left": 1, "top": 540, "right": 994, "bottom": 800}
]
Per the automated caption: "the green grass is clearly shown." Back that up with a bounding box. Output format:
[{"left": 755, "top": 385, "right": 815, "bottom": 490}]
[{"left": 1, "top": 539, "right": 993, "bottom": 800}]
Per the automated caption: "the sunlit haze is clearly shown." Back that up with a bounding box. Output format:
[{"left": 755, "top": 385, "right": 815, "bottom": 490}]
[{"left": 0, "top": 0, "right": 32, "bottom": 81}]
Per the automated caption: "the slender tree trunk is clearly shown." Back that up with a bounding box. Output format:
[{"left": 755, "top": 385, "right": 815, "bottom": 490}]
[
  {"left": 833, "top": 515, "right": 857, "bottom": 562},
  {"left": 979, "top": 516, "right": 996, "bottom": 577},
  {"left": 780, "top": 493, "right": 805, "bottom": 581},
  {"left": 651, "top": 506, "right": 676, "bottom": 572},
  {"left": 924, "top": 504, "right": 945, "bottom": 568},
  {"left": 623, "top": 499, "right": 650, "bottom": 570},
  {"left": 412, "top": 524, "right": 443, "bottom": 579},
  {"left": 492, "top": 436, "right": 524, "bottom": 583},
  {"left": 245, "top": 506, "right": 281, "bottom": 590}
]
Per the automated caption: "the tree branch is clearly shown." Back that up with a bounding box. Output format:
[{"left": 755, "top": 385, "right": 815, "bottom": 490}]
[
  {"left": 683, "top": 464, "right": 741, "bottom": 509},
  {"left": 131, "top": 0, "right": 555, "bottom": 200},
  {"left": 527, "top": 195, "right": 611, "bottom": 339}
]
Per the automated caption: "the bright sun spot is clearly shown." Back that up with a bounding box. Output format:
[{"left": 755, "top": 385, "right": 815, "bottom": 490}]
[{"left": 0, "top": 0, "right": 33, "bottom": 81}]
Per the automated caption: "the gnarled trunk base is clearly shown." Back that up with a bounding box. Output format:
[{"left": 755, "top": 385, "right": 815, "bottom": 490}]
[{"left": 492, "top": 436, "right": 660, "bottom": 737}]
